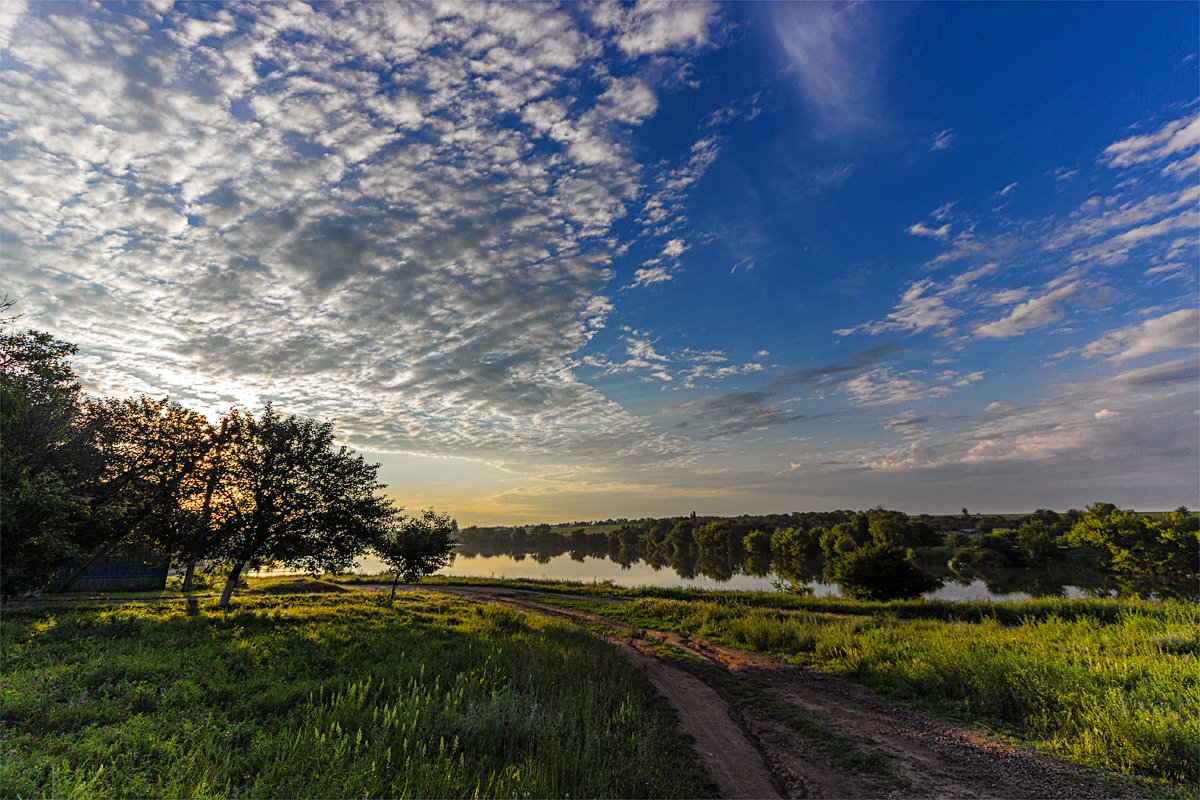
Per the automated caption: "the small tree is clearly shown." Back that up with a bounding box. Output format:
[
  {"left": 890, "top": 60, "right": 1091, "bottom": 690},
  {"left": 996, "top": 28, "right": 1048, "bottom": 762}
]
[
  {"left": 373, "top": 509, "right": 457, "bottom": 605},
  {"left": 1066, "top": 503, "right": 1199, "bottom": 598}
]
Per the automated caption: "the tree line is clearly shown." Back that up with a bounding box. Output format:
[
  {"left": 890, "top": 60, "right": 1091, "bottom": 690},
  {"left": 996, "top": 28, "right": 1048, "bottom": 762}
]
[
  {"left": 460, "top": 504, "right": 1198, "bottom": 601},
  {"left": 1, "top": 309, "right": 455, "bottom": 607}
]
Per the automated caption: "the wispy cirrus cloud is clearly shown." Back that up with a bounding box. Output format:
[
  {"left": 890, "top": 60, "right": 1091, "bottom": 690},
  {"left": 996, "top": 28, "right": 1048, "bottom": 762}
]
[{"left": 768, "top": 1, "right": 884, "bottom": 136}]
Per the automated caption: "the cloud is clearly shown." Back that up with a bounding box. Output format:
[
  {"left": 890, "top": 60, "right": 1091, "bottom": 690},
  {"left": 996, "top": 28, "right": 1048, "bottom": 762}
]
[
  {"left": 1081, "top": 308, "right": 1199, "bottom": 362},
  {"left": 769, "top": 2, "right": 883, "bottom": 136},
  {"left": 931, "top": 129, "right": 954, "bottom": 151},
  {"left": 591, "top": 0, "right": 719, "bottom": 58},
  {"left": 775, "top": 343, "right": 909, "bottom": 387},
  {"left": 661, "top": 238, "right": 688, "bottom": 258},
  {"left": 843, "top": 368, "right": 952, "bottom": 407},
  {"left": 843, "top": 109, "right": 1198, "bottom": 345},
  {"left": 908, "top": 222, "right": 951, "bottom": 239},
  {"left": 0, "top": 1, "right": 722, "bottom": 468},
  {"left": 883, "top": 410, "right": 931, "bottom": 431},
  {"left": 974, "top": 283, "right": 1080, "bottom": 339},
  {"left": 835, "top": 279, "right": 961, "bottom": 336},
  {"left": 838, "top": 355, "right": 1198, "bottom": 495},
  {"left": 626, "top": 266, "right": 675, "bottom": 289},
  {"left": 673, "top": 391, "right": 804, "bottom": 439},
  {"left": 639, "top": 135, "right": 721, "bottom": 235},
  {"left": 1102, "top": 113, "right": 1200, "bottom": 169}
]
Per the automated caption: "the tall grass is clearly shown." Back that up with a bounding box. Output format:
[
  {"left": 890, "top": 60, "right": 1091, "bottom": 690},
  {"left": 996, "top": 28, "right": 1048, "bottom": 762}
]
[
  {"left": 0, "top": 594, "right": 714, "bottom": 798},
  {"left": 551, "top": 595, "right": 1199, "bottom": 790}
]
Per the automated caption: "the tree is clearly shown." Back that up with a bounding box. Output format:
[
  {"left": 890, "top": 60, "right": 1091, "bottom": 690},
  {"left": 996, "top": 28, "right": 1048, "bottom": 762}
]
[
  {"left": 1065, "top": 503, "right": 1199, "bottom": 598},
  {"left": 54, "top": 396, "right": 216, "bottom": 592},
  {"left": 826, "top": 544, "right": 941, "bottom": 601},
  {"left": 373, "top": 509, "right": 458, "bottom": 605},
  {"left": 208, "top": 406, "right": 394, "bottom": 608},
  {"left": 0, "top": 325, "right": 96, "bottom": 598}
]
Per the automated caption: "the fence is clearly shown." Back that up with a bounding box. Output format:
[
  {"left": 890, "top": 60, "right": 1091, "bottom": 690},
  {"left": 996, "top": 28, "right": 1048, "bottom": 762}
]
[{"left": 47, "top": 555, "right": 170, "bottom": 592}]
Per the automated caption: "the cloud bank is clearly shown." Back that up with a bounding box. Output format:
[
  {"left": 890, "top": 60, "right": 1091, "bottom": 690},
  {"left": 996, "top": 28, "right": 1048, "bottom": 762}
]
[{"left": 0, "top": 1, "right": 722, "bottom": 468}]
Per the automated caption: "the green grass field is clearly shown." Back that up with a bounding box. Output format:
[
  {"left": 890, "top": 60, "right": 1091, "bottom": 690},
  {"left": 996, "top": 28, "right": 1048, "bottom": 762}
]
[
  {"left": 0, "top": 592, "right": 714, "bottom": 799},
  {"left": 540, "top": 592, "right": 1198, "bottom": 791}
]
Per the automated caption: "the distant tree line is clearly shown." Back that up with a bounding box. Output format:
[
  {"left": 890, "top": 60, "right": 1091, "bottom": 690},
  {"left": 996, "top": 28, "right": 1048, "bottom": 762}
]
[
  {"left": 1, "top": 306, "right": 455, "bottom": 606},
  {"left": 461, "top": 504, "right": 1198, "bottom": 601}
]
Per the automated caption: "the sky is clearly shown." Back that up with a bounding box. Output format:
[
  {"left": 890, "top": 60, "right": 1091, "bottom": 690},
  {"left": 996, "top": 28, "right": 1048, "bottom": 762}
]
[{"left": 1, "top": 1, "right": 1197, "bottom": 525}]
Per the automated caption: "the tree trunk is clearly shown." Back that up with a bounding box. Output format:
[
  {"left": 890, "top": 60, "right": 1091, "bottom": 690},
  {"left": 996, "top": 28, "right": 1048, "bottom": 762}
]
[
  {"left": 389, "top": 572, "right": 400, "bottom": 606},
  {"left": 181, "top": 557, "right": 197, "bottom": 592},
  {"left": 56, "top": 539, "right": 119, "bottom": 593},
  {"left": 218, "top": 561, "right": 245, "bottom": 609}
]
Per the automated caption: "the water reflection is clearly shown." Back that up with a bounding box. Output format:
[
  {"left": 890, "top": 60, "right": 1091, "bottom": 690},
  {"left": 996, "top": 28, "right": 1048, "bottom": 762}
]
[{"left": 355, "top": 546, "right": 1127, "bottom": 602}]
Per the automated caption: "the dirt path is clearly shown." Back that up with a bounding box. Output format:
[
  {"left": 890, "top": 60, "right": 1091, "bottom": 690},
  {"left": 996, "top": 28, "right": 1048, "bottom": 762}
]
[{"left": 380, "top": 584, "right": 1141, "bottom": 800}]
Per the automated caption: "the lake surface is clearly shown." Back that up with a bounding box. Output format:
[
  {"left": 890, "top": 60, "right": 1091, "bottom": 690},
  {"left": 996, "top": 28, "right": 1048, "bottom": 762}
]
[{"left": 353, "top": 550, "right": 1097, "bottom": 602}]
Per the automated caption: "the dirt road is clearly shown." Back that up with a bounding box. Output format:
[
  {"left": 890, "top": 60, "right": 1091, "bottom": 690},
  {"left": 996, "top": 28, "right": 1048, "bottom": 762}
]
[{"left": 385, "top": 584, "right": 1142, "bottom": 800}]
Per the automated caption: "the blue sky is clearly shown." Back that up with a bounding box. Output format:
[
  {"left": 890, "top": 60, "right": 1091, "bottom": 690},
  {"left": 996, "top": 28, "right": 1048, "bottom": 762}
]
[{"left": 2, "top": 1, "right": 1197, "bottom": 524}]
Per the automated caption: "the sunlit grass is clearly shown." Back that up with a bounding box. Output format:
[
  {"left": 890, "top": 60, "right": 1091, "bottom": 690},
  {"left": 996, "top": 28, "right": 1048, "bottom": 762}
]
[
  {"left": 544, "top": 595, "right": 1198, "bottom": 792},
  {"left": 0, "top": 593, "right": 714, "bottom": 799}
]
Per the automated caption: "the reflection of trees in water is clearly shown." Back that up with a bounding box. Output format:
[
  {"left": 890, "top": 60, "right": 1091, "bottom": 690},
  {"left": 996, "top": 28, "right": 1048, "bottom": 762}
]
[{"left": 454, "top": 514, "right": 1189, "bottom": 600}]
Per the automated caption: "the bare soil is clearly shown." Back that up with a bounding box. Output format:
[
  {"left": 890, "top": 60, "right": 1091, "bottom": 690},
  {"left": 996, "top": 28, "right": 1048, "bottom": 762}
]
[{"left": 390, "top": 584, "right": 1146, "bottom": 800}]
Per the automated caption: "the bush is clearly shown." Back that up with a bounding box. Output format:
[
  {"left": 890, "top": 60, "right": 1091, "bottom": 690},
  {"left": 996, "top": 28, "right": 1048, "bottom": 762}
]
[{"left": 827, "top": 545, "right": 940, "bottom": 601}]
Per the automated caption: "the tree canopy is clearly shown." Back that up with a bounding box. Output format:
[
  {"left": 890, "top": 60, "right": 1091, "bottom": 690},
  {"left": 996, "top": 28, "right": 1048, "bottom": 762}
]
[
  {"left": 209, "top": 407, "right": 397, "bottom": 607},
  {"left": 373, "top": 508, "right": 458, "bottom": 605},
  {"left": 1, "top": 316, "right": 451, "bottom": 606}
]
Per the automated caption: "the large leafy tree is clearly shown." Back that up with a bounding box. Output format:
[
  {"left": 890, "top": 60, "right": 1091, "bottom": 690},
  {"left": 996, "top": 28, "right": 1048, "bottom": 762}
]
[
  {"left": 0, "top": 324, "right": 98, "bottom": 598},
  {"left": 53, "top": 396, "right": 217, "bottom": 592},
  {"left": 1066, "top": 503, "right": 1199, "bottom": 598},
  {"left": 209, "top": 407, "right": 394, "bottom": 608},
  {"left": 373, "top": 508, "right": 458, "bottom": 605}
]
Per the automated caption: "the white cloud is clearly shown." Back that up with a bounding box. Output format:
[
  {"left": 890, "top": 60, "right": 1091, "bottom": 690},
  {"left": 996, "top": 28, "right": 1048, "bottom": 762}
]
[
  {"left": 0, "top": 0, "right": 27, "bottom": 51},
  {"left": 626, "top": 266, "right": 674, "bottom": 289},
  {"left": 907, "top": 221, "right": 951, "bottom": 239},
  {"left": 1081, "top": 308, "right": 1199, "bottom": 362},
  {"left": 836, "top": 278, "right": 961, "bottom": 336},
  {"left": 1102, "top": 114, "right": 1200, "bottom": 169},
  {"left": 974, "top": 283, "right": 1079, "bottom": 339},
  {"left": 843, "top": 368, "right": 952, "bottom": 407},
  {"left": 844, "top": 110, "right": 1197, "bottom": 348},
  {"left": 661, "top": 238, "right": 687, "bottom": 258},
  {"left": 591, "top": 0, "right": 718, "bottom": 58},
  {"left": 931, "top": 129, "right": 954, "bottom": 151}
]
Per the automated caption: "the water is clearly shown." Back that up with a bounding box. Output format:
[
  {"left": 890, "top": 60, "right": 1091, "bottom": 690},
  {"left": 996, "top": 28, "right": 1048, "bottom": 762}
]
[{"left": 353, "top": 550, "right": 1099, "bottom": 602}]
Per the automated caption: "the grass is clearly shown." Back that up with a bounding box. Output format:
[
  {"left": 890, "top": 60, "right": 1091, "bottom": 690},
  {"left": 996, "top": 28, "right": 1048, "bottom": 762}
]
[
  {"left": 0, "top": 592, "right": 715, "bottom": 799},
  {"left": 539, "top": 593, "right": 1198, "bottom": 793}
]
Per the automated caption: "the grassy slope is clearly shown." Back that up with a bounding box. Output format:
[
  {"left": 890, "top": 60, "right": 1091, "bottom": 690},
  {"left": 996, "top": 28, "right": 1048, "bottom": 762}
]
[{"left": 0, "top": 592, "right": 715, "bottom": 799}]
